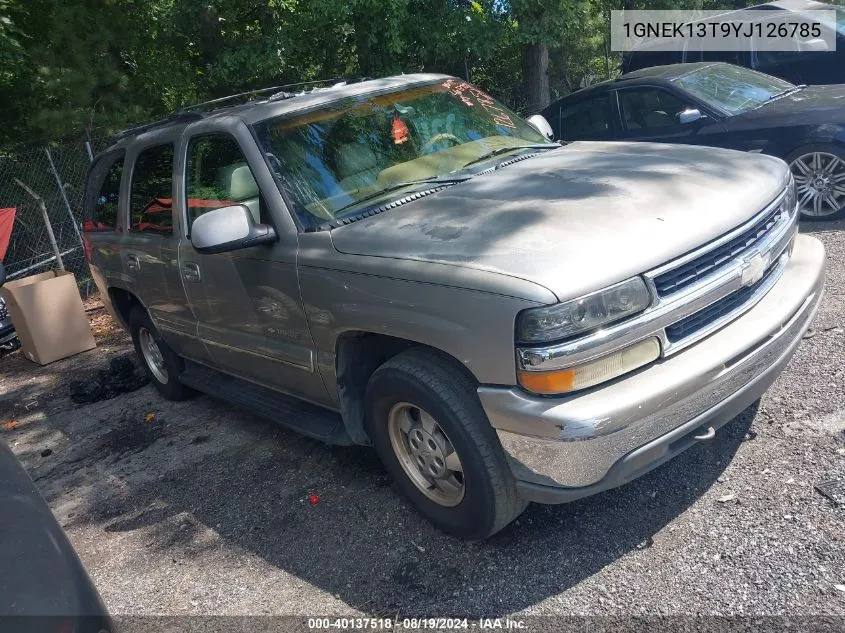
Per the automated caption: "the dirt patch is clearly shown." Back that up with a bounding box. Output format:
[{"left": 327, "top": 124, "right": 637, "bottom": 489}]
[
  {"left": 95, "top": 411, "right": 168, "bottom": 458},
  {"left": 68, "top": 354, "right": 149, "bottom": 405}
]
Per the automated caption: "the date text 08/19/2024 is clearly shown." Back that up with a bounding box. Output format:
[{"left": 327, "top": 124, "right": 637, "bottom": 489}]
[{"left": 307, "top": 618, "right": 527, "bottom": 630}]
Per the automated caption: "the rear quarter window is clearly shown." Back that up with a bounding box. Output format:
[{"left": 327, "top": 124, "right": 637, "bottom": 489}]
[{"left": 83, "top": 151, "right": 124, "bottom": 232}]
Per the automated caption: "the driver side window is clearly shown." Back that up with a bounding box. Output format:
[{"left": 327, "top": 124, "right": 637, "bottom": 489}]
[
  {"left": 618, "top": 88, "right": 693, "bottom": 131},
  {"left": 185, "top": 135, "right": 266, "bottom": 231}
]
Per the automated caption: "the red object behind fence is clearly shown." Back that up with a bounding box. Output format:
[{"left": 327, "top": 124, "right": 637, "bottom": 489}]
[{"left": 0, "top": 208, "right": 16, "bottom": 262}]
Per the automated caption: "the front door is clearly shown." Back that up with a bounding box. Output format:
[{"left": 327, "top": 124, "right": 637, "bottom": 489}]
[
  {"left": 614, "top": 86, "right": 728, "bottom": 146},
  {"left": 177, "top": 129, "right": 330, "bottom": 406}
]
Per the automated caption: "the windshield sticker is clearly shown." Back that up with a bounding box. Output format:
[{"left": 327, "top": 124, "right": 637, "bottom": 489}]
[{"left": 442, "top": 79, "right": 517, "bottom": 129}]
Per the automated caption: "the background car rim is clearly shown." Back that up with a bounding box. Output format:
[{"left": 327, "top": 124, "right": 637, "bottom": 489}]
[
  {"left": 139, "top": 327, "right": 168, "bottom": 384},
  {"left": 790, "top": 152, "right": 845, "bottom": 218},
  {"left": 387, "top": 402, "right": 465, "bottom": 507}
]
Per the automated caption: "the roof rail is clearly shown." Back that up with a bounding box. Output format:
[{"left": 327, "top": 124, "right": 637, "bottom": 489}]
[
  {"left": 178, "top": 78, "right": 345, "bottom": 113},
  {"left": 109, "top": 76, "right": 355, "bottom": 145},
  {"left": 112, "top": 111, "right": 204, "bottom": 142}
]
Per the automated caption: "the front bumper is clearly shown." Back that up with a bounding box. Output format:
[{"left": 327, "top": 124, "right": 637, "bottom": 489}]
[{"left": 479, "top": 235, "right": 825, "bottom": 503}]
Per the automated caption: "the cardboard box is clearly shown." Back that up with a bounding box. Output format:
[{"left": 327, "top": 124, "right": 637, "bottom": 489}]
[{"left": 0, "top": 270, "right": 96, "bottom": 365}]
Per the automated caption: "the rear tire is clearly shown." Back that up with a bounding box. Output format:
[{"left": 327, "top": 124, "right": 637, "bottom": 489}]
[
  {"left": 785, "top": 144, "right": 845, "bottom": 221},
  {"left": 365, "top": 347, "right": 527, "bottom": 539},
  {"left": 129, "top": 306, "right": 193, "bottom": 401}
]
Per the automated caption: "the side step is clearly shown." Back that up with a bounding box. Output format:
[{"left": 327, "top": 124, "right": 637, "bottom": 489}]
[{"left": 179, "top": 361, "right": 353, "bottom": 445}]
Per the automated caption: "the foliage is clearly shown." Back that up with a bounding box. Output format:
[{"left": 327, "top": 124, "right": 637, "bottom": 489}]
[{"left": 0, "top": 0, "right": 760, "bottom": 148}]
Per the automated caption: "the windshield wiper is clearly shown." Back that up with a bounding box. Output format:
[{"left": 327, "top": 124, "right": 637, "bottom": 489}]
[
  {"left": 335, "top": 176, "right": 470, "bottom": 216},
  {"left": 459, "top": 143, "right": 559, "bottom": 170},
  {"left": 766, "top": 84, "right": 806, "bottom": 101}
]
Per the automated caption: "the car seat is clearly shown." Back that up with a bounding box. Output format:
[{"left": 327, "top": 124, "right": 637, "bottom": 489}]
[
  {"left": 333, "top": 142, "right": 381, "bottom": 193},
  {"left": 217, "top": 163, "right": 261, "bottom": 223}
]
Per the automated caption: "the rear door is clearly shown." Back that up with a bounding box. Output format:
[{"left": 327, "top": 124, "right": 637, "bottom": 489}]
[
  {"left": 177, "top": 123, "right": 330, "bottom": 406},
  {"left": 122, "top": 137, "right": 205, "bottom": 359}
]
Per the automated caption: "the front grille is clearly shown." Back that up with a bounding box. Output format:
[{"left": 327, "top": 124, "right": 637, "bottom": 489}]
[
  {"left": 665, "top": 258, "right": 781, "bottom": 343},
  {"left": 654, "top": 202, "right": 784, "bottom": 297}
]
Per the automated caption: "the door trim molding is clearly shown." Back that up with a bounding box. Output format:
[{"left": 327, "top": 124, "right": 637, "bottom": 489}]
[{"left": 198, "top": 336, "right": 315, "bottom": 372}]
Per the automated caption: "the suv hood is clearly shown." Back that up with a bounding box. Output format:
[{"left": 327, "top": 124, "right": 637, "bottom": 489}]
[{"left": 330, "top": 141, "right": 788, "bottom": 302}]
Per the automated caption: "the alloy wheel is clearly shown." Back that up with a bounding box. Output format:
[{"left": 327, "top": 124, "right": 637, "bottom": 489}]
[
  {"left": 789, "top": 151, "right": 845, "bottom": 218},
  {"left": 387, "top": 402, "right": 465, "bottom": 507},
  {"left": 138, "top": 327, "right": 168, "bottom": 384}
]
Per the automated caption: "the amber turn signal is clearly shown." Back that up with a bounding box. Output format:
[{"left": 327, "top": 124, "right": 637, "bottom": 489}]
[
  {"left": 517, "top": 368, "right": 576, "bottom": 394},
  {"left": 518, "top": 337, "right": 661, "bottom": 395}
]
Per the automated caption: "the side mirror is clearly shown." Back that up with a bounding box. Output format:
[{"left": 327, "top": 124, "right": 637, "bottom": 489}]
[
  {"left": 677, "top": 108, "right": 704, "bottom": 125},
  {"left": 526, "top": 114, "right": 554, "bottom": 140},
  {"left": 0, "top": 262, "right": 5, "bottom": 287},
  {"left": 800, "top": 38, "right": 829, "bottom": 53},
  {"left": 191, "top": 205, "right": 276, "bottom": 254}
]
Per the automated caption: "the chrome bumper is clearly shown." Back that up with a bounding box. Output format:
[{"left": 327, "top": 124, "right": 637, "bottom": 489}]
[{"left": 479, "top": 235, "right": 825, "bottom": 502}]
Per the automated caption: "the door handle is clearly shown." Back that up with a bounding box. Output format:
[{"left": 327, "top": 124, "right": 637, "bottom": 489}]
[
  {"left": 182, "top": 262, "right": 201, "bottom": 282},
  {"left": 126, "top": 255, "right": 140, "bottom": 271}
]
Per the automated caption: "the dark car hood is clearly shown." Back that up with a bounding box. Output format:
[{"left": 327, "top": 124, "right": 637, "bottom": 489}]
[
  {"left": 330, "top": 141, "right": 788, "bottom": 301},
  {"left": 746, "top": 84, "right": 845, "bottom": 120},
  {"left": 0, "top": 440, "right": 111, "bottom": 627}
]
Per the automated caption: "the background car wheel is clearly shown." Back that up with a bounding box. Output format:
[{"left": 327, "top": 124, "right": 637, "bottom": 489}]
[
  {"left": 365, "top": 347, "right": 527, "bottom": 539},
  {"left": 129, "top": 306, "right": 193, "bottom": 401},
  {"left": 786, "top": 144, "right": 845, "bottom": 221}
]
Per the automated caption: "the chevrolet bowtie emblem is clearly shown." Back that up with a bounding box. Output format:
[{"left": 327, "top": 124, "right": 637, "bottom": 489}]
[{"left": 741, "top": 252, "right": 769, "bottom": 288}]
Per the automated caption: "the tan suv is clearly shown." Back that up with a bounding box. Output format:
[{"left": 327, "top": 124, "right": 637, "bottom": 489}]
[{"left": 83, "top": 74, "right": 825, "bottom": 538}]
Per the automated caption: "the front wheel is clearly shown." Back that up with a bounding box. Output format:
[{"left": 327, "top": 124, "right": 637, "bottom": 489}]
[
  {"left": 365, "top": 347, "right": 527, "bottom": 539},
  {"left": 786, "top": 144, "right": 845, "bottom": 221}
]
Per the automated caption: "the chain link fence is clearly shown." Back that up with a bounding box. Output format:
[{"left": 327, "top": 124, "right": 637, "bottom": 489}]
[{"left": 0, "top": 131, "right": 112, "bottom": 297}]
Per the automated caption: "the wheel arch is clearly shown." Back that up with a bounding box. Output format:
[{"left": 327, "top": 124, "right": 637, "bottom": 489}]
[
  {"left": 106, "top": 285, "right": 144, "bottom": 329},
  {"left": 785, "top": 139, "right": 845, "bottom": 162},
  {"left": 334, "top": 331, "right": 479, "bottom": 446}
]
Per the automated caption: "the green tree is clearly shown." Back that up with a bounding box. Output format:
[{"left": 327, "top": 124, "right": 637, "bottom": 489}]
[{"left": 0, "top": 0, "right": 759, "bottom": 148}]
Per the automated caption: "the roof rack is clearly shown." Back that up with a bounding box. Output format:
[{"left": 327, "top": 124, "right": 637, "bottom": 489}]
[
  {"left": 112, "top": 111, "right": 205, "bottom": 142},
  {"left": 110, "top": 76, "right": 364, "bottom": 144},
  {"left": 178, "top": 78, "right": 345, "bottom": 113}
]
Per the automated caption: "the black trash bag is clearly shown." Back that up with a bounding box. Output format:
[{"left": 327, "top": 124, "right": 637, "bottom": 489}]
[{"left": 69, "top": 353, "right": 149, "bottom": 405}]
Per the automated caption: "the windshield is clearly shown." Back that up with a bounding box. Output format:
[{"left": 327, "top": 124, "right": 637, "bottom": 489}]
[
  {"left": 673, "top": 64, "right": 795, "bottom": 114},
  {"left": 821, "top": 6, "right": 845, "bottom": 36},
  {"left": 252, "top": 79, "right": 551, "bottom": 226}
]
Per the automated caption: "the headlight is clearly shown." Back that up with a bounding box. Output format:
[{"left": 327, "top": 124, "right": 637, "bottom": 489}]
[
  {"left": 516, "top": 277, "right": 652, "bottom": 344},
  {"left": 784, "top": 171, "right": 796, "bottom": 217},
  {"left": 518, "top": 337, "right": 661, "bottom": 395}
]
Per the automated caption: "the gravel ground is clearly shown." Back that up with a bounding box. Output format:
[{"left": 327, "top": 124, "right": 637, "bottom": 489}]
[{"left": 1, "top": 223, "right": 844, "bottom": 622}]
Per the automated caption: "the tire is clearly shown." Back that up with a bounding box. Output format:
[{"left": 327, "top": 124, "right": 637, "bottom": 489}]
[
  {"left": 365, "top": 347, "right": 527, "bottom": 539},
  {"left": 129, "top": 306, "right": 193, "bottom": 401},
  {"left": 785, "top": 143, "right": 845, "bottom": 221}
]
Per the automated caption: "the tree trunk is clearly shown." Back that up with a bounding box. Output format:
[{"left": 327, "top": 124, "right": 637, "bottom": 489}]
[{"left": 522, "top": 42, "right": 550, "bottom": 114}]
